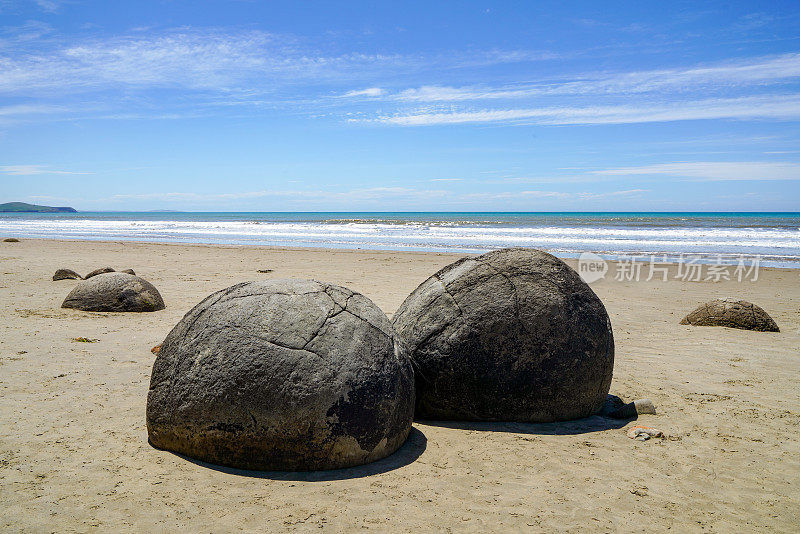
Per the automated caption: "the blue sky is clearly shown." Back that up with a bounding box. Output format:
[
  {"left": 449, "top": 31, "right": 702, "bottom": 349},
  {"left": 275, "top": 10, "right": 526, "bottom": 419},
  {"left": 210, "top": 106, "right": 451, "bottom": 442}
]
[{"left": 1, "top": 0, "right": 799, "bottom": 211}]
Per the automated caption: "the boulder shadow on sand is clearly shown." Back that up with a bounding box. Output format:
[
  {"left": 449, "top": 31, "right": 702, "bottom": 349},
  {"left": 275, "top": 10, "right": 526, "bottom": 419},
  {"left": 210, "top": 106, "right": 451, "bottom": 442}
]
[
  {"left": 166, "top": 427, "right": 427, "bottom": 481},
  {"left": 417, "top": 395, "right": 633, "bottom": 436}
]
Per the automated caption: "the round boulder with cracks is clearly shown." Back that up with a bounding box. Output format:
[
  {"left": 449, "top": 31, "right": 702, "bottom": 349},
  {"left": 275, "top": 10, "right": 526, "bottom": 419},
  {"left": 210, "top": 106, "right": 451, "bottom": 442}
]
[
  {"left": 392, "top": 247, "right": 614, "bottom": 422},
  {"left": 680, "top": 298, "right": 779, "bottom": 332},
  {"left": 61, "top": 272, "right": 165, "bottom": 312},
  {"left": 146, "top": 279, "right": 415, "bottom": 471}
]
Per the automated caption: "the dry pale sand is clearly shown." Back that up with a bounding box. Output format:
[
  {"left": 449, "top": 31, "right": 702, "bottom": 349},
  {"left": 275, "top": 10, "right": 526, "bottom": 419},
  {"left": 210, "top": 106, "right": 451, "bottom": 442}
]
[{"left": 1, "top": 239, "right": 798, "bottom": 533}]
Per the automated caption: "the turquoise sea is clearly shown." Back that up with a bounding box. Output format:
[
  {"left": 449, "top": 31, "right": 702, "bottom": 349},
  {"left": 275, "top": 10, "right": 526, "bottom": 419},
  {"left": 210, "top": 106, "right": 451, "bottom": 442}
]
[{"left": 1, "top": 211, "right": 799, "bottom": 267}]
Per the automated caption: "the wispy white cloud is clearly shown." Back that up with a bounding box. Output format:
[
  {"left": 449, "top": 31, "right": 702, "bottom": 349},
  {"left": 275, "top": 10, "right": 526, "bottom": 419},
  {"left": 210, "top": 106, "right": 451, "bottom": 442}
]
[
  {"left": 342, "top": 87, "right": 383, "bottom": 97},
  {"left": 0, "top": 20, "right": 54, "bottom": 44},
  {"left": 0, "top": 30, "right": 409, "bottom": 96},
  {"left": 593, "top": 161, "right": 800, "bottom": 181},
  {"left": 0, "top": 164, "right": 91, "bottom": 175},
  {"left": 0, "top": 29, "right": 560, "bottom": 98},
  {"left": 109, "top": 186, "right": 449, "bottom": 204},
  {"left": 372, "top": 95, "right": 800, "bottom": 126},
  {"left": 0, "top": 104, "right": 62, "bottom": 116},
  {"left": 349, "top": 53, "right": 800, "bottom": 103},
  {"left": 32, "top": 0, "right": 62, "bottom": 13},
  {"left": 77, "top": 184, "right": 657, "bottom": 208},
  {"left": 578, "top": 188, "right": 649, "bottom": 200},
  {"left": 459, "top": 190, "right": 571, "bottom": 201}
]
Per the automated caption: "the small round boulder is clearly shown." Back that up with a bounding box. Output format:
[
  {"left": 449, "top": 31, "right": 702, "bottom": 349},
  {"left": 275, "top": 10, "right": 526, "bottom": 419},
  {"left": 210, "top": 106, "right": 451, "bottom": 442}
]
[
  {"left": 392, "top": 247, "right": 614, "bottom": 422},
  {"left": 61, "top": 272, "right": 165, "bottom": 312},
  {"left": 53, "top": 268, "right": 82, "bottom": 281},
  {"left": 680, "top": 298, "right": 779, "bottom": 332},
  {"left": 146, "top": 279, "right": 415, "bottom": 471},
  {"left": 84, "top": 267, "right": 115, "bottom": 279}
]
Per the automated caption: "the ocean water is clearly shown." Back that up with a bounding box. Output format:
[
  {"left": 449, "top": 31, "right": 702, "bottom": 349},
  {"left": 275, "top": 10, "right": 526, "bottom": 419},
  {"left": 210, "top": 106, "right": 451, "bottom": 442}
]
[{"left": 1, "top": 211, "right": 799, "bottom": 268}]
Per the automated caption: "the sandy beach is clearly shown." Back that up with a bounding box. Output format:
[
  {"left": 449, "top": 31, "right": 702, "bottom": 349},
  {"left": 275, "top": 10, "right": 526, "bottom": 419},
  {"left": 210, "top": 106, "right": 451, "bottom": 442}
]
[{"left": 1, "top": 238, "right": 798, "bottom": 532}]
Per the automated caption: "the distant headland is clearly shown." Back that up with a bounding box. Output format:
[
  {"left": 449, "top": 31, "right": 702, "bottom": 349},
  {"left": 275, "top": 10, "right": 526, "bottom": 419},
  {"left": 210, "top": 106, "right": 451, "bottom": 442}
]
[{"left": 0, "top": 202, "right": 77, "bottom": 213}]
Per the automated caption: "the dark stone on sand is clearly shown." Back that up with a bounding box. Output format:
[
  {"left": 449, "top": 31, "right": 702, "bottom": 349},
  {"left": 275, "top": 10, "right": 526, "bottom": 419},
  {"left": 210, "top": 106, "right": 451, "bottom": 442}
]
[
  {"left": 3, "top": 238, "right": 20, "bottom": 242},
  {"left": 146, "top": 279, "right": 415, "bottom": 471},
  {"left": 392, "top": 247, "right": 614, "bottom": 422},
  {"left": 53, "top": 268, "right": 82, "bottom": 281},
  {"left": 84, "top": 267, "right": 115, "bottom": 279},
  {"left": 680, "top": 298, "right": 779, "bottom": 332},
  {"left": 121, "top": 268, "right": 135, "bottom": 275},
  {"left": 61, "top": 272, "right": 165, "bottom": 312}
]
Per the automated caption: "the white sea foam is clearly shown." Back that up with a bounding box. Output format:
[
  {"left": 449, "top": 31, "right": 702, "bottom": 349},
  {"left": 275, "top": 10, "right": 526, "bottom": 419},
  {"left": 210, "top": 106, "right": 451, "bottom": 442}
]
[{"left": 1, "top": 216, "right": 798, "bottom": 266}]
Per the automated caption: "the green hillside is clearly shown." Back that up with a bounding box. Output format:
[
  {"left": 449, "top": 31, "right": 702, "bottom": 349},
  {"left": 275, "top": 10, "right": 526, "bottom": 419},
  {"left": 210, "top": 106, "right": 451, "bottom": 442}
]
[{"left": 0, "top": 202, "right": 77, "bottom": 213}]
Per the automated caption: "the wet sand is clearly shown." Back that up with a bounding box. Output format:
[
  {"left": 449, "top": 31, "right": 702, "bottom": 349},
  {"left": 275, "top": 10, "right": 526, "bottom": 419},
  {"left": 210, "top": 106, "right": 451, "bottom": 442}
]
[{"left": 1, "top": 239, "right": 798, "bottom": 532}]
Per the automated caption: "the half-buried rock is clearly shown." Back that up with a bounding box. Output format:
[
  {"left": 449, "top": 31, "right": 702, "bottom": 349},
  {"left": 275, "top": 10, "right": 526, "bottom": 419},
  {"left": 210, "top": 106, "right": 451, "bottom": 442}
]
[
  {"left": 680, "top": 298, "right": 779, "bottom": 332},
  {"left": 393, "top": 247, "right": 614, "bottom": 422},
  {"left": 53, "top": 268, "right": 82, "bottom": 281},
  {"left": 84, "top": 267, "right": 114, "bottom": 279},
  {"left": 146, "top": 279, "right": 415, "bottom": 471},
  {"left": 61, "top": 272, "right": 165, "bottom": 312}
]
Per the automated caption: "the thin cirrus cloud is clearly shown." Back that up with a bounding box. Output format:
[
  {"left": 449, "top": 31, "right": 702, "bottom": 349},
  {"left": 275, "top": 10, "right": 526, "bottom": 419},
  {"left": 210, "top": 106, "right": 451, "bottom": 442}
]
[
  {"left": 106, "top": 187, "right": 644, "bottom": 206},
  {"left": 0, "top": 30, "right": 410, "bottom": 95},
  {"left": 371, "top": 95, "right": 800, "bottom": 126},
  {"left": 341, "top": 87, "right": 384, "bottom": 97},
  {"left": 592, "top": 161, "right": 800, "bottom": 181},
  {"left": 0, "top": 29, "right": 558, "bottom": 97},
  {"left": 343, "top": 52, "right": 800, "bottom": 102},
  {"left": 0, "top": 164, "right": 91, "bottom": 175},
  {"left": 109, "top": 187, "right": 450, "bottom": 204},
  {"left": 31, "top": 0, "right": 62, "bottom": 13}
]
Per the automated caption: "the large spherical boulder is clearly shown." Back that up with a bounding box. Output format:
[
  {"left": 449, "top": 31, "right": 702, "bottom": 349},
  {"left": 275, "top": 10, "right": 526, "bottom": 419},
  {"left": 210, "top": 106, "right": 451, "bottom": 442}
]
[
  {"left": 146, "top": 279, "right": 415, "bottom": 471},
  {"left": 680, "top": 298, "right": 779, "bottom": 332},
  {"left": 392, "top": 248, "right": 614, "bottom": 422},
  {"left": 61, "top": 272, "right": 165, "bottom": 312}
]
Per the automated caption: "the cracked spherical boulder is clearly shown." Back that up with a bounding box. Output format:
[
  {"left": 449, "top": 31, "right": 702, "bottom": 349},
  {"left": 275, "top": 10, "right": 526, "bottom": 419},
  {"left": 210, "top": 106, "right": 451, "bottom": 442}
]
[
  {"left": 680, "top": 298, "right": 779, "bottom": 332},
  {"left": 392, "top": 247, "right": 614, "bottom": 422},
  {"left": 61, "top": 272, "right": 165, "bottom": 312},
  {"left": 146, "top": 279, "right": 415, "bottom": 471}
]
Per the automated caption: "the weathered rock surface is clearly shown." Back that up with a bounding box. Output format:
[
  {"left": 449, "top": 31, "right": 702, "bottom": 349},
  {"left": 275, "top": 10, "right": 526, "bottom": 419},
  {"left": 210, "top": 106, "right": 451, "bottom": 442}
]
[
  {"left": 680, "top": 298, "right": 779, "bottom": 332},
  {"left": 392, "top": 247, "right": 614, "bottom": 422},
  {"left": 53, "top": 268, "right": 82, "bottom": 281},
  {"left": 61, "top": 272, "right": 165, "bottom": 312},
  {"left": 84, "top": 267, "right": 115, "bottom": 279},
  {"left": 121, "top": 268, "right": 135, "bottom": 275},
  {"left": 146, "top": 279, "right": 415, "bottom": 471}
]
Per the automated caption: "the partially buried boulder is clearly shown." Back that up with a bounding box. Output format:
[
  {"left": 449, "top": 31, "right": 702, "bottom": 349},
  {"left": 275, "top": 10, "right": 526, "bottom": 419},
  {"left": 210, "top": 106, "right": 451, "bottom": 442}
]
[
  {"left": 121, "top": 268, "right": 135, "bottom": 275},
  {"left": 392, "top": 247, "right": 614, "bottom": 422},
  {"left": 61, "top": 272, "right": 165, "bottom": 312},
  {"left": 53, "top": 268, "right": 82, "bottom": 281},
  {"left": 146, "top": 279, "right": 415, "bottom": 471},
  {"left": 680, "top": 298, "right": 779, "bottom": 332},
  {"left": 84, "top": 267, "right": 115, "bottom": 279}
]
